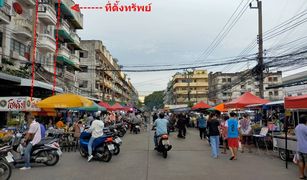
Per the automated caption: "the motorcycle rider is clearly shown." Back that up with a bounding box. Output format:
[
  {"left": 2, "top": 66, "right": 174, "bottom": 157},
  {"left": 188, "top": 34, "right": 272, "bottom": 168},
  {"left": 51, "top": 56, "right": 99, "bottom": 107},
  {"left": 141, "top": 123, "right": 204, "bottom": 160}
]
[
  {"left": 87, "top": 112, "right": 104, "bottom": 162},
  {"left": 153, "top": 112, "right": 169, "bottom": 149},
  {"left": 20, "top": 113, "right": 42, "bottom": 170}
]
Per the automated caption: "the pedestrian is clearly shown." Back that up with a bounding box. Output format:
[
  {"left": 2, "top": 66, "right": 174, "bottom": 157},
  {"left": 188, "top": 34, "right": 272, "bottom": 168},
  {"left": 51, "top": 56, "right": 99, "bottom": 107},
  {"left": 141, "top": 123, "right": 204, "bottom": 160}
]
[
  {"left": 197, "top": 113, "right": 207, "bottom": 140},
  {"left": 295, "top": 114, "right": 307, "bottom": 179},
  {"left": 226, "top": 112, "right": 240, "bottom": 160},
  {"left": 177, "top": 113, "right": 187, "bottom": 139},
  {"left": 152, "top": 112, "right": 158, "bottom": 123},
  {"left": 240, "top": 114, "right": 253, "bottom": 153},
  {"left": 220, "top": 115, "right": 228, "bottom": 154},
  {"left": 207, "top": 113, "right": 220, "bottom": 158}
]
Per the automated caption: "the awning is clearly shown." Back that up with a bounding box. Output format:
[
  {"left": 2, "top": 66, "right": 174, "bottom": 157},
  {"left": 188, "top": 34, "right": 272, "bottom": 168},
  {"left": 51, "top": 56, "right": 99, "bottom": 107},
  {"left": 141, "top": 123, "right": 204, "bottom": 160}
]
[
  {"left": 191, "top": 101, "right": 211, "bottom": 110},
  {"left": 284, "top": 95, "right": 307, "bottom": 109},
  {"left": 0, "top": 72, "right": 21, "bottom": 84},
  {"left": 20, "top": 78, "right": 63, "bottom": 93}
]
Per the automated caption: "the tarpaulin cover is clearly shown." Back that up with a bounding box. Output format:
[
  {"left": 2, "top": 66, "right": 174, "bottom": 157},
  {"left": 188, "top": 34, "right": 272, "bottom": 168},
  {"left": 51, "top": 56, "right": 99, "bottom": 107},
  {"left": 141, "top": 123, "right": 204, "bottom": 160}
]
[
  {"left": 110, "top": 103, "right": 124, "bottom": 111},
  {"left": 284, "top": 94, "right": 307, "bottom": 109},
  {"left": 191, "top": 101, "right": 211, "bottom": 110},
  {"left": 98, "top": 101, "right": 112, "bottom": 110},
  {"left": 225, "top": 92, "right": 270, "bottom": 109}
]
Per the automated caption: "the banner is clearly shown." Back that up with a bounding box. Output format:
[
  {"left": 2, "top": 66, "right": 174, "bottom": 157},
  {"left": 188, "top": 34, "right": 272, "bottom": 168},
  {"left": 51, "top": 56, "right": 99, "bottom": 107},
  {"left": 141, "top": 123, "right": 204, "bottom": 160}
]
[{"left": 0, "top": 97, "right": 41, "bottom": 111}]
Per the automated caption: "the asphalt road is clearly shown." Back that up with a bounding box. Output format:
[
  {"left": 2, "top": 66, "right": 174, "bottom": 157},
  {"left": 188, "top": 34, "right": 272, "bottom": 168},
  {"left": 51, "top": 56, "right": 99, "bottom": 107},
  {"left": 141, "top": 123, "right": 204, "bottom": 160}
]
[{"left": 11, "top": 128, "right": 298, "bottom": 180}]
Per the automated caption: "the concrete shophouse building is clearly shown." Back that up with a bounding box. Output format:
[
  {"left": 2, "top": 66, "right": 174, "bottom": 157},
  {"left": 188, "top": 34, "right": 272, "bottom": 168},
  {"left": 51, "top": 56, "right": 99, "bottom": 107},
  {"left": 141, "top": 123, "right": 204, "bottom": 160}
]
[
  {"left": 165, "top": 70, "right": 209, "bottom": 105},
  {"left": 79, "top": 40, "right": 138, "bottom": 104},
  {"left": 208, "top": 71, "right": 284, "bottom": 104}
]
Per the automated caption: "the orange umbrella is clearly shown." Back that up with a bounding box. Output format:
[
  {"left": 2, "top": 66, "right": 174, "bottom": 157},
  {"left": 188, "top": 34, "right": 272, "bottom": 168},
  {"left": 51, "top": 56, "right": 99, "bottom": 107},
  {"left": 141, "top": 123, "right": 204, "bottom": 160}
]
[{"left": 213, "top": 103, "right": 227, "bottom": 112}]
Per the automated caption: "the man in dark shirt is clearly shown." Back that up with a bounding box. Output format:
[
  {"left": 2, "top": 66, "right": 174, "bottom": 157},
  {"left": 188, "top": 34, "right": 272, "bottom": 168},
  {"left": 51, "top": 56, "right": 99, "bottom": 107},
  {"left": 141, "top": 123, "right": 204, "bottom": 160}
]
[{"left": 207, "top": 113, "right": 220, "bottom": 158}]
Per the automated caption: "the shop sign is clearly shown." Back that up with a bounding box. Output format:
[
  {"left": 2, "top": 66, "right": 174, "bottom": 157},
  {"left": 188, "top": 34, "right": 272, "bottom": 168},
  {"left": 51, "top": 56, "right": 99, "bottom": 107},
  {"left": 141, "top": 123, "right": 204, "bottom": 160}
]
[{"left": 0, "top": 97, "right": 41, "bottom": 111}]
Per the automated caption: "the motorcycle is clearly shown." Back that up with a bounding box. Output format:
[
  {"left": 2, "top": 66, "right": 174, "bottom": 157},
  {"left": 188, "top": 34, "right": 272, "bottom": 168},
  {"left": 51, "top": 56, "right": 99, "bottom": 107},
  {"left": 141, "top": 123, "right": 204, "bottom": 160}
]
[
  {"left": 104, "top": 129, "right": 122, "bottom": 156},
  {"left": 11, "top": 137, "right": 62, "bottom": 167},
  {"left": 0, "top": 145, "right": 12, "bottom": 180},
  {"left": 131, "top": 124, "right": 140, "bottom": 134},
  {"left": 115, "top": 123, "right": 126, "bottom": 137},
  {"left": 79, "top": 132, "right": 114, "bottom": 162},
  {"left": 155, "top": 134, "right": 172, "bottom": 159}
]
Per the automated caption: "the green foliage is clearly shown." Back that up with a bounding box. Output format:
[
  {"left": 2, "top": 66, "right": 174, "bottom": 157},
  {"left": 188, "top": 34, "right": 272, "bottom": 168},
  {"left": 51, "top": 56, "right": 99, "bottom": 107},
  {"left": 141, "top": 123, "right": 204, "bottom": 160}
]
[
  {"left": 2, "top": 58, "right": 14, "bottom": 66},
  {"left": 144, "top": 91, "right": 164, "bottom": 110}
]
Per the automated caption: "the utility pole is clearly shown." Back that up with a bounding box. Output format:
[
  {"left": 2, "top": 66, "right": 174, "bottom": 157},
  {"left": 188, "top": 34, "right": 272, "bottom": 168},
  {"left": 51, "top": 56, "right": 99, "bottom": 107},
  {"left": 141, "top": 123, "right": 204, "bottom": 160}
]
[{"left": 250, "top": 0, "right": 264, "bottom": 98}]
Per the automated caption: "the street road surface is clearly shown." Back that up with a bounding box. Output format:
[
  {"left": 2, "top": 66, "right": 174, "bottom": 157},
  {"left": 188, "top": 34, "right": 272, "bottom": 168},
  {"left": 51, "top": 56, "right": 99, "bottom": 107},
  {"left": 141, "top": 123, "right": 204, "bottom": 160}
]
[{"left": 12, "top": 128, "right": 297, "bottom": 180}]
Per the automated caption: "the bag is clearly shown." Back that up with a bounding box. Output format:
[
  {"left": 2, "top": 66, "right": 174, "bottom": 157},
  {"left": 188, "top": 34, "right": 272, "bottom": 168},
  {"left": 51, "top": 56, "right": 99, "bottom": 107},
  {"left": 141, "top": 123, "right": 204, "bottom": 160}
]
[{"left": 293, "top": 153, "right": 299, "bottom": 164}]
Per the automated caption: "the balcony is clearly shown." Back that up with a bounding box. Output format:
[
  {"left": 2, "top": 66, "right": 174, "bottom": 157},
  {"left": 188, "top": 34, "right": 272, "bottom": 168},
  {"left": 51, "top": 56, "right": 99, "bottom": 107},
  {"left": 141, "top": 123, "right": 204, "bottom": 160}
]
[
  {"left": 55, "top": 0, "right": 83, "bottom": 29},
  {"left": 0, "top": 2, "right": 11, "bottom": 24},
  {"left": 70, "top": 32, "right": 82, "bottom": 50},
  {"left": 58, "top": 45, "right": 70, "bottom": 58},
  {"left": 69, "top": 54, "right": 79, "bottom": 65},
  {"left": 37, "top": 33, "right": 56, "bottom": 52},
  {"left": 64, "top": 71, "right": 75, "bottom": 81},
  {"left": 13, "top": 17, "right": 33, "bottom": 39},
  {"left": 38, "top": 4, "right": 57, "bottom": 25},
  {"left": 173, "top": 82, "right": 187, "bottom": 88},
  {"left": 17, "top": 0, "right": 35, "bottom": 6}
]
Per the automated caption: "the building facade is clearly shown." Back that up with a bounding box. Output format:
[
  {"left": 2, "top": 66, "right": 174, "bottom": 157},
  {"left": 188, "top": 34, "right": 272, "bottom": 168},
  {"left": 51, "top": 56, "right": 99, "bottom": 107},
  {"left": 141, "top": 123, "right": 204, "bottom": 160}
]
[
  {"left": 0, "top": 0, "right": 83, "bottom": 94},
  {"left": 208, "top": 71, "right": 284, "bottom": 103},
  {"left": 164, "top": 70, "right": 209, "bottom": 105},
  {"left": 78, "top": 40, "right": 138, "bottom": 104}
]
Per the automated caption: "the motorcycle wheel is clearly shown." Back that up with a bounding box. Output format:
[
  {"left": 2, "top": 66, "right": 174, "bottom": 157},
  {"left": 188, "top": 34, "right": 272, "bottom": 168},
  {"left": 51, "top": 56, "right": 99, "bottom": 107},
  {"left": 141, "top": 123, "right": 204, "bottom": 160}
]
[
  {"left": 163, "top": 151, "right": 168, "bottom": 159},
  {"left": 113, "top": 144, "right": 120, "bottom": 155},
  {"left": 118, "top": 131, "right": 124, "bottom": 137},
  {"left": 80, "top": 147, "right": 88, "bottom": 158},
  {"left": 99, "top": 147, "right": 112, "bottom": 162},
  {"left": 0, "top": 161, "right": 11, "bottom": 180},
  {"left": 44, "top": 151, "right": 60, "bottom": 166}
]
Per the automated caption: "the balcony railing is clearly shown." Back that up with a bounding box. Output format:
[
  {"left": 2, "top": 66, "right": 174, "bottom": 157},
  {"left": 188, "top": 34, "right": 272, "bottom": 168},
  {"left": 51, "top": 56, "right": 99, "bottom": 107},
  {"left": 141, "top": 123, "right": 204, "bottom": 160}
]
[
  {"left": 64, "top": 71, "right": 75, "bottom": 81},
  {"left": 0, "top": 2, "right": 11, "bottom": 24},
  {"left": 38, "top": 34, "right": 56, "bottom": 51},
  {"left": 58, "top": 45, "right": 70, "bottom": 58},
  {"left": 70, "top": 32, "right": 81, "bottom": 46},
  {"left": 69, "top": 54, "right": 79, "bottom": 64},
  {"left": 38, "top": 4, "right": 56, "bottom": 25},
  {"left": 13, "top": 18, "right": 33, "bottom": 38},
  {"left": 60, "top": 19, "right": 70, "bottom": 33}
]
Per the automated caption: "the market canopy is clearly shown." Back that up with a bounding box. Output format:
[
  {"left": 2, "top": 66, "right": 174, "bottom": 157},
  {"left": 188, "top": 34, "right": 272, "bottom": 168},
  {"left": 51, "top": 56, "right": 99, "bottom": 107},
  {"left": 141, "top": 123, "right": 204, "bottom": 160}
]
[
  {"left": 213, "top": 103, "right": 227, "bottom": 112},
  {"left": 191, "top": 101, "right": 211, "bottom": 110},
  {"left": 69, "top": 102, "right": 107, "bottom": 112},
  {"left": 225, "top": 92, "right": 270, "bottom": 109},
  {"left": 110, "top": 103, "right": 124, "bottom": 111},
  {"left": 36, "top": 94, "right": 93, "bottom": 109},
  {"left": 284, "top": 94, "right": 307, "bottom": 109},
  {"left": 98, "top": 101, "right": 112, "bottom": 110}
]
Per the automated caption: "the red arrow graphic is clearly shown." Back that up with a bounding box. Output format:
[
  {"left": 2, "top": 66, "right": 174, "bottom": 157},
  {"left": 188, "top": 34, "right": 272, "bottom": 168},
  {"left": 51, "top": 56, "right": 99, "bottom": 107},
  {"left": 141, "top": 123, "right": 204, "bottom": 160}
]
[{"left": 71, "top": 4, "right": 103, "bottom": 12}]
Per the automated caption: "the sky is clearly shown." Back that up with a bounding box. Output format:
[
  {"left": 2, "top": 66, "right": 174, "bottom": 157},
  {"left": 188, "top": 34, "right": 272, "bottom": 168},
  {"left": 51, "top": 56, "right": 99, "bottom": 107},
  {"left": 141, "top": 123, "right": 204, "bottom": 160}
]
[{"left": 74, "top": 0, "right": 307, "bottom": 96}]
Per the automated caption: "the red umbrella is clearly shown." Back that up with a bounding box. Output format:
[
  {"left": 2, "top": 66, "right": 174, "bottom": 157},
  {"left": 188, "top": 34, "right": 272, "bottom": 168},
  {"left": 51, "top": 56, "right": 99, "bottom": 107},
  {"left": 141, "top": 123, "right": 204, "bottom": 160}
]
[
  {"left": 110, "top": 103, "right": 124, "bottom": 111},
  {"left": 191, "top": 101, "right": 211, "bottom": 110},
  {"left": 225, "top": 92, "right": 269, "bottom": 109},
  {"left": 98, "top": 101, "right": 112, "bottom": 110}
]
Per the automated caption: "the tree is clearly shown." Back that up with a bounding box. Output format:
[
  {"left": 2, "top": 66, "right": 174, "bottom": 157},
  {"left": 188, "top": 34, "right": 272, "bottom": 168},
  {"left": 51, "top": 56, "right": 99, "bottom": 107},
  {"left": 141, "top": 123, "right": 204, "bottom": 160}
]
[{"left": 144, "top": 91, "right": 164, "bottom": 111}]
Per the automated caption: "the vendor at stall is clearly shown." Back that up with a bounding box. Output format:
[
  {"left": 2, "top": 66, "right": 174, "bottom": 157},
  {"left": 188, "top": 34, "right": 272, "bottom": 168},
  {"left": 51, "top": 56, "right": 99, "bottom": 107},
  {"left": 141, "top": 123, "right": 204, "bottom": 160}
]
[{"left": 295, "top": 114, "right": 307, "bottom": 179}]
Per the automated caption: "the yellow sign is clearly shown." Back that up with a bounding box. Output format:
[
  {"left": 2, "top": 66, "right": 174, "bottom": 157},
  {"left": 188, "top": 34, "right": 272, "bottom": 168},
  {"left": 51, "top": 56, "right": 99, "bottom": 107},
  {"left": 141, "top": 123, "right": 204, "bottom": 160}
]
[{"left": 285, "top": 110, "right": 291, "bottom": 116}]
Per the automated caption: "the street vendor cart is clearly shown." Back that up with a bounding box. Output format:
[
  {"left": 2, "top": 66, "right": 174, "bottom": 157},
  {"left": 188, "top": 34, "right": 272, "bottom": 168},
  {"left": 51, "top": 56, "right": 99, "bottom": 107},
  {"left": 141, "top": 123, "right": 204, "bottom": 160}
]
[{"left": 273, "top": 134, "right": 297, "bottom": 161}]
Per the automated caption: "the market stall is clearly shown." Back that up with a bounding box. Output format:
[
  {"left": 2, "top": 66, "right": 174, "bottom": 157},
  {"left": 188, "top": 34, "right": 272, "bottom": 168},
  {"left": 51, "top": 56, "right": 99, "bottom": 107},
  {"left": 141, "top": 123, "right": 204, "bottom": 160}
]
[
  {"left": 280, "top": 95, "right": 307, "bottom": 167},
  {"left": 225, "top": 92, "right": 270, "bottom": 109},
  {"left": 191, "top": 101, "right": 211, "bottom": 111}
]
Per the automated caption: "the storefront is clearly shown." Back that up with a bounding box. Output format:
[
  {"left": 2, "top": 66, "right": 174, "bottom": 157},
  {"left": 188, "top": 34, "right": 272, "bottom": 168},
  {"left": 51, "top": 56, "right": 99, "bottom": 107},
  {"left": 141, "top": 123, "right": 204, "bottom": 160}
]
[{"left": 0, "top": 97, "right": 40, "bottom": 127}]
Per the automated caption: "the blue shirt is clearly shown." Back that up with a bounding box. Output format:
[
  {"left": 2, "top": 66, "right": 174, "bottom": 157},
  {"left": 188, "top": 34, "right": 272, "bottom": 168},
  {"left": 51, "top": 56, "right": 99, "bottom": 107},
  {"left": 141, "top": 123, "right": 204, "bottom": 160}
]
[
  {"left": 154, "top": 118, "right": 168, "bottom": 136},
  {"left": 198, "top": 117, "right": 206, "bottom": 128},
  {"left": 40, "top": 123, "right": 46, "bottom": 138},
  {"left": 226, "top": 118, "right": 239, "bottom": 138},
  {"left": 295, "top": 124, "right": 307, "bottom": 153}
]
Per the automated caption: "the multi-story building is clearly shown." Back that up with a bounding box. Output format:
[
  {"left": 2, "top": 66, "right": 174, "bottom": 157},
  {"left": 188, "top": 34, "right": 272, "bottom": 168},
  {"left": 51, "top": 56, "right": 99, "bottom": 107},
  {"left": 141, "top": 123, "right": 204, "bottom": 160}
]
[
  {"left": 36, "top": 0, "right": 83, "bottom": 93},
  {"left": 79, "top": 40, "right": 138, "bottom": 104},
  {"left": 208, "top": 71, "right": 284, "bottom": 103},
  {"left": 165, "top": 70, "right": 209, "bottom": 105},
  {"left": 0, "top": 0, "right": 83, "bottom": 94}
]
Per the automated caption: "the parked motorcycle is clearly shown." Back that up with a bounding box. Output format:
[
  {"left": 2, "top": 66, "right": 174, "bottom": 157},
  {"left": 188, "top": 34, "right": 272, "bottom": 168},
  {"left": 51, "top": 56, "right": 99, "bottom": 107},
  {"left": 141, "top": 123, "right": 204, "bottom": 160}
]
[
  {"left": 12, "top": 137, "right": 61, "bottom": 167},
  {"left": 131, "top": 124, "right": 141, "bottom": 134},
  {"left": 155, "top": 134, "right": 172, "bottom": 159},
  {"left": 0, "top": 145, "right": 13, "bottom": 180},
  {"left": 79, "top": 132, "right": 114, "bottom": 162},
  {"left": 104, "top": 129, "right": 122, "bottom": 156}
]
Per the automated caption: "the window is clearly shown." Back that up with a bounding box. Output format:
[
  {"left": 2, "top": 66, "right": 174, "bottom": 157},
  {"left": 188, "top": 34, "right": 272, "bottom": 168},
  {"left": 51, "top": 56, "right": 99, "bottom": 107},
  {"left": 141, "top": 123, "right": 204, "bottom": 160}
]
[
  {"left": 79, "top": 80, "right": 88, "bottom": 88},
  {"left": 228, "top": 78, "right": 231, "bottom": 82},
  {"left": 268, "top": 77, "right": 273, "bottom": 82},
  {"left": 223, "top": 93, "right": 227, "bottom": 97},
  {"left": 222, "top": 78, "right": 226, "bottom": 82},
  {"left": 80, "top": 65, "right": 88, "bottom": 72},
  {"left": 273, "top": 77, "right": 278, "bottom": 82},
  {"left": 274, "top": 91, "right": 279, "bottom": 96},
  {"left": 269, "top": 91, "right": 273, "bottom": 96},
  {"left": 80, "top": 51, "right": 88, "bottom": 58},
  {"left": 10, "top": 39, "right": 30, "bottom": 58}
]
